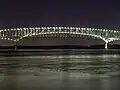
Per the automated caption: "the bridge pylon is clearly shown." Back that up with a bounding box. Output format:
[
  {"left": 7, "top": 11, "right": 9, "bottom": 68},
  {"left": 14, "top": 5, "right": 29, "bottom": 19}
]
[
  {"left": 13, "top": 40, "right": 18, "bottom": 50},
  {"left": 104, "top": 31, "right": 109, "bottom": 49},
  {"left": 105, "top": 42, "right": 108, "bottom": 49}
]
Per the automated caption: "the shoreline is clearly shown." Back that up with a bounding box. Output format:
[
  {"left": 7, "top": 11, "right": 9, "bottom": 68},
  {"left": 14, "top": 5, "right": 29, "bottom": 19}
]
[
  {"left": 0, "top": 49, "right": 119, "bottom": 56},
  {"left": 0, "top": 48, "right": 119, "bottom": 51}
]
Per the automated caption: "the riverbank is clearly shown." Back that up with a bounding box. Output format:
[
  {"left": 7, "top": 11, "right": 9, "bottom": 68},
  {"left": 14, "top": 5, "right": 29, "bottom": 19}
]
[
  {"left": 0, "top": 44, "right": 120, "bottom": 50},
  {"left": 0, "top": 49, "right": 120, "bottom": 56}
]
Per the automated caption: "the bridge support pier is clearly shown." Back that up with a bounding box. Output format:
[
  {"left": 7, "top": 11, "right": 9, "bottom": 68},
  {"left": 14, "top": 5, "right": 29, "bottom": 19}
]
[
  {"left": 14, "top": 41, "right": 17, "bottom": 50},
  {"left": 105, "top": 42, "right": 108, "bottom": 49}
]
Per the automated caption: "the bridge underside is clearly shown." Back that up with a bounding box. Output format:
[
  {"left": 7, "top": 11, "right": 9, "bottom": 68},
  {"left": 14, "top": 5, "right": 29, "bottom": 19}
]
[
  {"left": 0, "top": 36, "right": 105, "bottom": 48},
  {"left": 0, "top": 39, "right": 14, "bottom": 46},
  {"left": 0, "top": 36, "right": 120, "bottom": 49},
  {"left": 0, "top": 37, "right": 104, "bottom": 46},
  {"left": 17, "top": 37, "right": 105, "bottom": 46}
]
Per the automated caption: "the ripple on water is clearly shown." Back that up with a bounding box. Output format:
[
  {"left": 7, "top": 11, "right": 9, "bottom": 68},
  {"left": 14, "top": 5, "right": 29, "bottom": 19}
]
[{"left": 0, "top": 54, "right": 120, "bottom": 78}]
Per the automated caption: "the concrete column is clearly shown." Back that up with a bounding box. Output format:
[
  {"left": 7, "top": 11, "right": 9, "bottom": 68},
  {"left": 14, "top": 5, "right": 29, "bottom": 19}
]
[
  {"left": 105, "top": 42, "right": 108, "bottom": 49},
  {"left": 14, "top": 41, "right": 17, "bottom": 50}
]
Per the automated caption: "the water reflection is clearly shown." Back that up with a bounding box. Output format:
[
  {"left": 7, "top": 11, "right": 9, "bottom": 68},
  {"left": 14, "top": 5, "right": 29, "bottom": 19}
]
[
  {"left": 0, "top": 52, "right": 20, "bottom": 90},
  {"left": 0, "top": 52, "right": 119, "bottom": 90}
]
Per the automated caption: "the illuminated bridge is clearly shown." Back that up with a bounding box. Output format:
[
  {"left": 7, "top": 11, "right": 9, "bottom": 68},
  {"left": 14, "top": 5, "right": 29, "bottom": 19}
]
[{"left": 0, "top": 27, "right": 120, "bottom": 49}]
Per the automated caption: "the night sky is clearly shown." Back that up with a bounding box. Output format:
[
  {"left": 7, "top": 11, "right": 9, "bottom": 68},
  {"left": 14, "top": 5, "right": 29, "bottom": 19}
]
[
  {"left": 0, "top": 0, "right": 120, "bottom": 28},
  {"left": 1, "top": 0, "right": 120, "bottom": 46}
]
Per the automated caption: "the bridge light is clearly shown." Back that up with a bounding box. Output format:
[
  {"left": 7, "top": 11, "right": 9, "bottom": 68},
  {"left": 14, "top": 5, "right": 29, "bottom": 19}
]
[
  {"left": 20, "top": 37, "right": 22, "bottom": 39},
  {"left": 11, "top": 39, "right": 13, "bottom": 41},
  {"left": 50, "top": 27, "right": 52, "bottom": 29},
  {"left": 23, "top": 28, "right": 26, "bottom": 30},
  {"left": 64, "top": 27, "right": 66, "bottom": 29},
  {"left": 41, "top": 27, "right": 44, "bottom": 29},
  {"left": 4, "top": 29, "right": 7, "bottom": 31},
  {"left": 76, "top": 27, "right": 78, "bottom": 30},
  {"left": 4, "top": 38, "right": 7, "bottom": 40},
  {"left": 72, "top": 27, "right": 75, "bottom": 29},
  {"left": 11, "top": 28, "right": 13, "bottom": 30},
  {"left": 70, "top": 27, "right": 73, "bottom": 29},
  {"left": 59, "top": 27, "right": 62, "bottom": 29},
  {"left": 31, "top": 27, "right": 34, "bottom": 30},
  {"left": 14, "top": 28, "right": 16, "bottom": 30},
  {"left": 7, "top": 38, "right": 10, "bottom": 40},
  {"left": 94, "top": 28, "right": 97, "bottom": 30},
  {"left": 56, "top": 27, "right": 59, "bottom": 29},
  {"left": 29, "top": 27, "right": 32, "bottom": 29},
  {"left": 103, "top": 29, "right": 105, "bottom": 31},
  {"left": 0, "top": 30, "right": 3, "bottom": 32},
  {"left": 111, "top": 29, "right": 114, "bottom": 32},
  {"left": 37, "top": 27, "right": 40, "bottom": 29},
  {"left": 66, "top": 27, "right": 69, "bottom": 29},
  {"left": 31, "top": 27, "right": 34, "bottom": 29},
  {"left": 28, "top": 27, "right": 31, "bottom": 30},
  {"left": 53, "top": 27, "right": 56, "bottom": 29},
  {"left": 16, "top": 39, "right": 19, "bottom": 41},
  {"left": 35, "top": 27, "right": 38, "bottom": 29},
  {"left": 47, "top": 27, "right": 50, "bottom": 29},
  {"left": 58, "top": 27, "right": 61, "bottom": 29}
]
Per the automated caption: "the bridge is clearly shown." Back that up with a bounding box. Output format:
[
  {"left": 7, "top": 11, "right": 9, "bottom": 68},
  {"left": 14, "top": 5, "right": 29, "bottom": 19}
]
[{"left": 0, "top": 27, "right": 120, "bottom": 49}]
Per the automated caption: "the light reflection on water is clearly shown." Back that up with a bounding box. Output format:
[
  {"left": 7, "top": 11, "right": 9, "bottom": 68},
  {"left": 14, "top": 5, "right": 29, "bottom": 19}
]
[{"left": 0, "top": 52, "right": 120, "bottom": 90}]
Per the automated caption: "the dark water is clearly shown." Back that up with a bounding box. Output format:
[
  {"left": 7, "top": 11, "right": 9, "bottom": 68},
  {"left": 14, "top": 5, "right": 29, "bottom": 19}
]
[{"left": 0, "top": 50, "right": 120, "bottom": 90}]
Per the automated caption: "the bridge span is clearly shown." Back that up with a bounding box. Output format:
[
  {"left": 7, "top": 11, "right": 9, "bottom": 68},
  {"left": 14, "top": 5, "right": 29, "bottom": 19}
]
[{"left": 0, "top": 27, "right": 120, "bottom": 49}]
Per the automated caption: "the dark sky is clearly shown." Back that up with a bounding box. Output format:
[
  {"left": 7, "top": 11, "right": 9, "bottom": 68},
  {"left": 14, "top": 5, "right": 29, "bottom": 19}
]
[{"left": 0, "top": 0, "right": 120, "bottom": 28}]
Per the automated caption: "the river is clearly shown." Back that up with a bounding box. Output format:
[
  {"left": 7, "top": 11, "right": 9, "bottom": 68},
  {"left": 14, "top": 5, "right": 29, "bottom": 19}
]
[{"left": 0, "top": 50, "right": 120, "bottom": 90}]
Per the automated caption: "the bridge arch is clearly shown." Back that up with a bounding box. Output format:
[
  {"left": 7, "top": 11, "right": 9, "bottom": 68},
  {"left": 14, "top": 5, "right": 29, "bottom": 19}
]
[{"left": 16, "top": 32, "right": 108, "bottom": 49}]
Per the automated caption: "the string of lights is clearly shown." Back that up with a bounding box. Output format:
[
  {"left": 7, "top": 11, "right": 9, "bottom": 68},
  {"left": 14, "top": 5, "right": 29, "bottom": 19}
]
[{"left": 0, "top": 27, "right": 119, "bottom": 49}]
